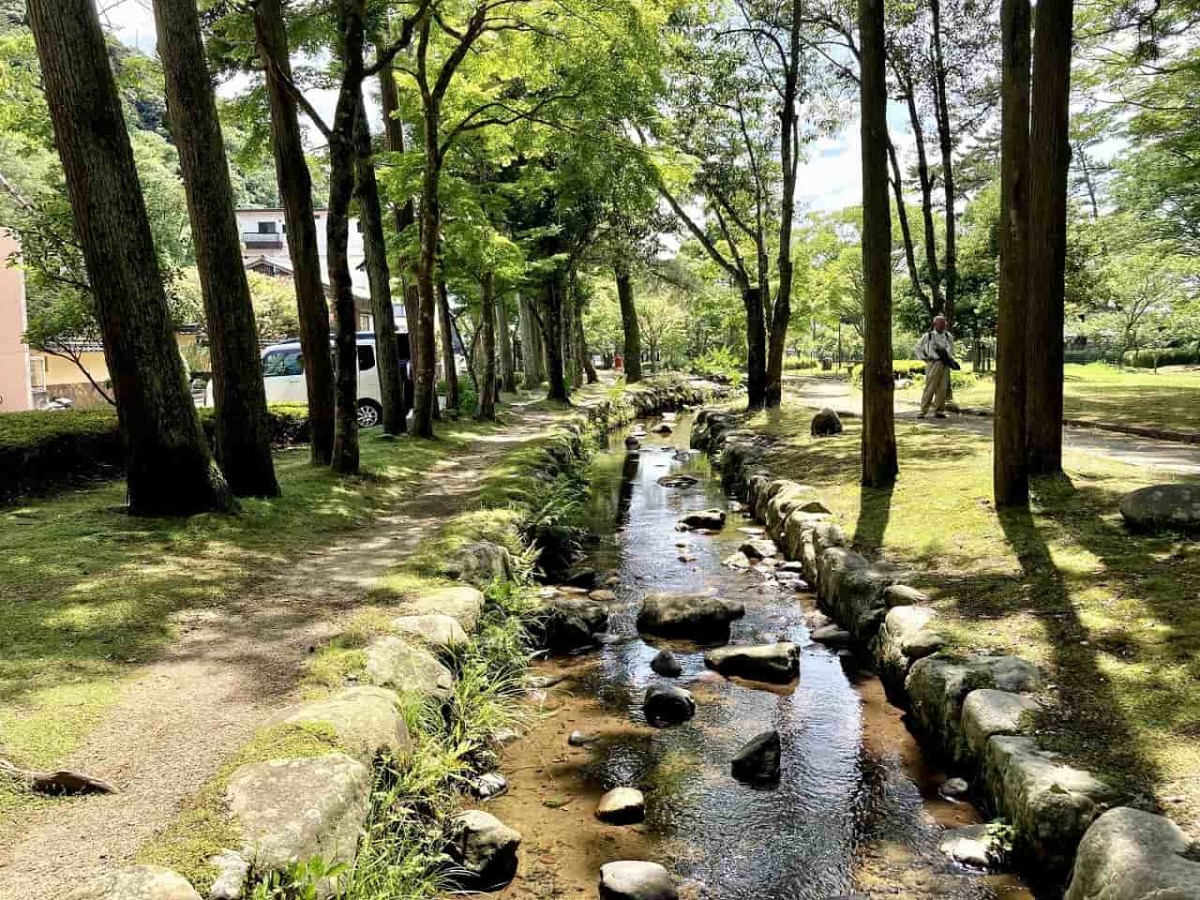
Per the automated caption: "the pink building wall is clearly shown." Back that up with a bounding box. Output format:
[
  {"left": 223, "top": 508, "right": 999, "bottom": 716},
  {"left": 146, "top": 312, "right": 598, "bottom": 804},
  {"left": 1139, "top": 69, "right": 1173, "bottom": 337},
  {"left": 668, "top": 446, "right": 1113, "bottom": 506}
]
[{"left": 0, "top": 231, "right": 33, "bottom": 412}]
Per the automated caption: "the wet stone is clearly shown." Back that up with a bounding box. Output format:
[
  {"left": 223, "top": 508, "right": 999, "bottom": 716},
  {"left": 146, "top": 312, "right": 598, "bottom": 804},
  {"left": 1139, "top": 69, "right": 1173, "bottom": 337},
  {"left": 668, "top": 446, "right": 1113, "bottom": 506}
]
[
  {"left": 569, "top": 730, "right": 598, "bottom": 747},
  {"left": 722, "top": 551, "right": 752, "bottom": 570},
  {"left": 599, "top": 861, "right": 679, "bottom": 900},
  {"left": 705, "top": 642, "right": 800, "bottom": 684},
  {"left": 637, "top": 593, "right": 745, "bottom": 640},
  {"left": 446, "top": 810, "right": 522, "bottom": 891},
  {"left": 939, "top": 777, "right": 971, "bottom": 801},
  {"left": 650, "top": 649, "right": 683, "bottom": 677},
  {"left": 642, "top": 684, "right": 696, "bottom": 726},
  {"left": 939, "top": 824, "right": 1004, "bottom": 869},
  {"left": 679, "top": 509, "right": 726, "bottom": 531},
  {"left": 810, "top": 624, "right": 855, "bottom": 647},
  {"left": 473, "top": 772, "right": 509, "bottom": 800},
  {"left": 739, "top": 539, "right": 777, "bottom": 560},
  {"left": 731, "top": 730, "right": 781, "bottom": 785},
  {"left": 595, "top": 787, "right": 646, "bottom": 825}
]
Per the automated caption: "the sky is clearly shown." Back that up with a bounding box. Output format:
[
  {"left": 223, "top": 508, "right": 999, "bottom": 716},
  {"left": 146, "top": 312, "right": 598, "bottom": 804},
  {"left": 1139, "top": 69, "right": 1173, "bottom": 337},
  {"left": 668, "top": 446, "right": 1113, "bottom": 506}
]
[{"left": 99, "top": 0, "right": 913, "bottom": 215}]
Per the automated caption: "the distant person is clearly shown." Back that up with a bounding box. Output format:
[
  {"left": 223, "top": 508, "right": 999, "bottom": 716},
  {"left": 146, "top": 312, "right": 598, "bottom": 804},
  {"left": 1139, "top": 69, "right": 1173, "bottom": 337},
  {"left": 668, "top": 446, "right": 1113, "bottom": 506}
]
[{"left": 915, "top": 315, "right": 959, "bottom": 419}]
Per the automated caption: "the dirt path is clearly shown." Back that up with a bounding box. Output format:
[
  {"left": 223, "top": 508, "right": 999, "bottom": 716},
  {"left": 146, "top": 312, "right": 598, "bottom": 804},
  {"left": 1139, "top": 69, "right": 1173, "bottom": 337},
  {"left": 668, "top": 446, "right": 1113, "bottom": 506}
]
[
  {"left": 787, "top": 376, "right": 1200, "bottom": 475},
  {"left": 0, "top": 405, "right": 562, "bottom": 900}
]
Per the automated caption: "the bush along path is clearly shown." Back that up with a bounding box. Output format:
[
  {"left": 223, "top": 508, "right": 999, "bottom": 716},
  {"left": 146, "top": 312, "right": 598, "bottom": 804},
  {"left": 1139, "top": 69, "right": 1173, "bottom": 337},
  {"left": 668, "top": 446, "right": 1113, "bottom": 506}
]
[
  {"left": 43, "top": 378, "right": 724, "bottom": 900},
  {"left": 690, "top": 408, "right": 1200, "bottom": 900}
]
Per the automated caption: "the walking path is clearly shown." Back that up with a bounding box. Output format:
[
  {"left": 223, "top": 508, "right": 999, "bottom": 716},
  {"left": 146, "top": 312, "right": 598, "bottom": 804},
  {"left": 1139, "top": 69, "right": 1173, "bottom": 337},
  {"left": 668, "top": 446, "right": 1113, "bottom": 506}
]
[
  {"left": 0, "top": 404, "right": 563, "bottom": 900},
  {"left": 787, "top": 376, "right": 1200, "bottom": 476}
]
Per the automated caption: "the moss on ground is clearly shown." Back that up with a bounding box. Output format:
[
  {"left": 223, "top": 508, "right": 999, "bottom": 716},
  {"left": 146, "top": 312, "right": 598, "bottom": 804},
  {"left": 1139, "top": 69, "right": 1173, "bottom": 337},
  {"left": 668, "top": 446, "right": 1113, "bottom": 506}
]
[
  {"left": 750, "top": 399, "right": 1200, "bottom": 828},
  {"left": 0, "top": 422, "right": 495, "bottom": 823}
]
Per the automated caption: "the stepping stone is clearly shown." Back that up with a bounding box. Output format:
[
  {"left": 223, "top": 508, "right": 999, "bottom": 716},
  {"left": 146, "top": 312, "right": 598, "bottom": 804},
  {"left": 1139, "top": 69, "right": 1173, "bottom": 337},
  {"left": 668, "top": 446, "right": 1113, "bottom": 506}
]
[
  {"left": 650, "top": 649, "right": 682, "bottom": 677},
  {"left": 810, "top": 624, "right": 855, "bottom": 648},
  {"left": 731, "top": 731, "right": 781, "bottom": 784},
  {"left": 657, "top": 474, "right": 698, "bottom": 488},
  {"left": 679, "top": 509, "right": 726, "bottom": 530},
  {"left": 272, "top": 686, "right": 410, "bottom": 764},
  {"left": 722, "top": 551, "right": 752, "bottom": 569},
  {"left": 595, "top": 787, "right": 646, "bottom": 825},
  {"left": 739, "top": 539, "right": 777, "bottom": 560},
  {"left": 363, "top": 637, "right": 454, "bottom": 701},
  {"left": 64, "top": 866, "right": 201, "bottom": 900},
  {"left": 643, "top": 684, "right": 696, "bottom": 726},
  {"left": 705, "top": 643, "right": 800, "bottom": 684},
  {"left": 391, "top": 614, "right": 469, "bottom": 649},
  {"left": 599, "top": 861, "right": 679, "bottom": 900},
  {"left": 446, "top": 810, "right": 522, "bottom": 890},
  {"left": 637, "top": 593, "right": 745, "bottom": 640}
]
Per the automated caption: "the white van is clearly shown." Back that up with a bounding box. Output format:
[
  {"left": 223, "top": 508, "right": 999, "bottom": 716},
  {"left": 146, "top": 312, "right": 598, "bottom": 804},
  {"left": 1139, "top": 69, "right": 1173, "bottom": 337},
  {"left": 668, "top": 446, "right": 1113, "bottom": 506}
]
[{"left": 205, "top": 332, "right": 412, "bottom": 429}]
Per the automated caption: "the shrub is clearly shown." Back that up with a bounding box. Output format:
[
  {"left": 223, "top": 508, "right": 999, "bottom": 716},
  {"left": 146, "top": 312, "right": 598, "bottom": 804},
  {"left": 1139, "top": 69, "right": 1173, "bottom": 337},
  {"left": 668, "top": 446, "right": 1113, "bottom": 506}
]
[
  {"left": 690, "top": 347, "right": 744, "bottom": 386},
  {"left": 1121, "top": 343, "right": 1200, "bottom": 368},
  {"left": 1, "top": 404, "right": 312, "bottom": 504}
]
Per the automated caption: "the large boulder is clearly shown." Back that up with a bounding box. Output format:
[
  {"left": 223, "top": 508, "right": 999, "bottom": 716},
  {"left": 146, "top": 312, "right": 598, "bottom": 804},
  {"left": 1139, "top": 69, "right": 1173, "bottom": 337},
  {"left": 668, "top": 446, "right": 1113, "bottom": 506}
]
[
  {"left": 446, "top": 810, "right": 522, "bottom": 890},
  {"left": 599, "top": 861, "right": 679, "bottom": 900},
  {"left": 539, "top": 597, "right": 609, "bottom": 651},
  {"left": 642, "top": 684, "right": 696, "bottom": 726},
  {"left": 983, "top": 735, "right": 1119, "bottom": 874},
  {"left": 731, "top": 731, "right": 781, "bottom": 784},
  {"left": 1065, "top": 807, "right": 1200, "bottom": 900},
  {"left": 960, "top": 689, "right": 1039, "bottom": 764},
  {"left": 391, "top": 614, "right": 469, "bottom": 649},
  {"left": 705, "top": 643, "right": 799, "bottom": 684},
  {"left": 905, "top": 654, "right": 1043, "bottom": 762},
  {"left": 1119, "top": 482, "right": 1200, "bottom": 533},
  {"left": 64, "top": 866, "right": 201, "bottom": 900},
  {"left": 871, "top": 605, "right": 945, "bottom": 704},
  {"left": 272, "top": 686, "right": 410, "bottom": 764},
  {"left": 637, "top": 593, "right": 745, "bottom": 639},
  {"left": 403, "top": 584, "right": 486, "bottom": 633},
  {"left": 810, "top": 407, "right": 843, "bottom": 437},
  {"left": 444, "top": 542, "right": 514, "bottom": 589},
  {"left": 595, "top": 787, "right": 646, "bottom": 825},
  {"left": 363, "top": 637, "right": 454, "bottom": 702},
  {"left": 226, "top": 753, "right": 372, "bottom": 878},
  {"left": 679, "top": 509, "right": 726, "bottom": 531}
]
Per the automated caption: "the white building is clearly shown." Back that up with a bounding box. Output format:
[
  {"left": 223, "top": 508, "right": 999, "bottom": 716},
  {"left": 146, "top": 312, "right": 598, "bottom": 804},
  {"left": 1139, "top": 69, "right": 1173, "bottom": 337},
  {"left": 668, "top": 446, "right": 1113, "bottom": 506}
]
[{"left": 235, "top": 208, "right": 408, "bottom": 334}]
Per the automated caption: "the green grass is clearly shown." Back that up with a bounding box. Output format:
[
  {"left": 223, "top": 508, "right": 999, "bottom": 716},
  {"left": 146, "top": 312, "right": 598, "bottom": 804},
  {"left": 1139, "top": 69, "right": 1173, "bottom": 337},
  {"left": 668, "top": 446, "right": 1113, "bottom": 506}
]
[
  {"left": 0, "top": 422, "right": 495, "bottom": 822},
  {"left": 752, "top": 399, "right": 1200, "bottom": 824},
  {"left": 925, "top": 363, "right": 1200, "bottom": 434}
]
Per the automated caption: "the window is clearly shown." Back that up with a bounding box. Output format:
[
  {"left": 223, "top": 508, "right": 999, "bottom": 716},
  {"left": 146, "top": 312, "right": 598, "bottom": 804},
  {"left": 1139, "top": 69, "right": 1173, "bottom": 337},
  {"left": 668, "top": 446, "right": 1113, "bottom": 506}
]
[
  {"left": 29, "top": 356, "right": 46, "bottom": 392},
  {"left": 357, "top": 345, "right": 376, "bottom": 372},
  {"left": 258, "top": 221, "right": 278, "bottom": 234},
  {"left": 355, "top": 220, "right": 363, "bottom": 233},
  {"left": 262, "top": 349, "right": 304, "bottom": 377}
]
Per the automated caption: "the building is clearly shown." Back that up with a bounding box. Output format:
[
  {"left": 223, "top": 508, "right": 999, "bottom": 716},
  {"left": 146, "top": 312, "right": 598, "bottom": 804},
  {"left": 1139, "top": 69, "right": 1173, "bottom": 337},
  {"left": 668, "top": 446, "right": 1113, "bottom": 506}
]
[
  {"left": 235, "top": 208, "right": 408, "bottom": 334},
  {"left": 0, "top": 230, "right": 34, "bottom": 411}
]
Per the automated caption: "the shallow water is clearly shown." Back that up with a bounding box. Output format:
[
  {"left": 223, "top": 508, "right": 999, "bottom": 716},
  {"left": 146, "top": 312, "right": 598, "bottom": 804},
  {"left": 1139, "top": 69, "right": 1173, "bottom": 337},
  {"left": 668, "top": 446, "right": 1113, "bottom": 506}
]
[{"left": 558, "top": 412, "right": 1034, "bottom": 900}]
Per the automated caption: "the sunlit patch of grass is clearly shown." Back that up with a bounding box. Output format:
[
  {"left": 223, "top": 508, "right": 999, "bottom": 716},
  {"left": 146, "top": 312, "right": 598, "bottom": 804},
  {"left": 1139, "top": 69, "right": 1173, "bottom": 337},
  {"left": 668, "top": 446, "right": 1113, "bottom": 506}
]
[{"left": 747, "top": 400, "right": 1200, "bottom": 827}]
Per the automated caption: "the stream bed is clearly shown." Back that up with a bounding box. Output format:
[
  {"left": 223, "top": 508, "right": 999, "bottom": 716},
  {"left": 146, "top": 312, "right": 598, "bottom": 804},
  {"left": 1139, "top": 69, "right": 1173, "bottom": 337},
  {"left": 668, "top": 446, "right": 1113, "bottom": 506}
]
[{"left": 486, "top": 412, "right": 1034, "bottom": 899}]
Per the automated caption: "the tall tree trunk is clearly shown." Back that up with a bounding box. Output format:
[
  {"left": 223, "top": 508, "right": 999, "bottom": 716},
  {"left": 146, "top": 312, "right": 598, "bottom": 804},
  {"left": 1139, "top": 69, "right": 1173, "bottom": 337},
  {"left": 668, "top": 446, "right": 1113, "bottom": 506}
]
[
  {"left": 614, "top": 261, "right": 643, "bottom": 383},
  {"left": 929, "top": 0, "right": 958, "bottom": 325},
  {"left": 411, "top": 18, "right": 441, "bottom": 438},
  {"left": 993, "top": 0, "right": 1032, "bottom": 508},
  {"left": 520, "top": 292, "right": 546, "bottom": 388},
  {"left": 255, "top": 0, "right": 335, "bottom": 466},
  {"left": 744, "top": 286, "right": 768, "bottom": 410},
  {"left": 888, "top": 135, "right": 935, "bottom": 318},
  {"left": 476, "top": 271, "right": 497, "bottom": 419},
  {"left": 496, "top": 291, "right": 517, "bottom": 393},
  {"left": 353, "top": 94, "right": 406, "bottom": 434},
  {"left": 154, "top": 0, "right": 278, "bottom": 497},
  {"left": 577, "top": 293, "right": 597, "bottom": 384},
  {"left": 1025, "top": 0, "right": 1074, "bottom": 475},
  {"left": 27, "top": 0, "right": 232, "bottom": 514},
  {"left": 437, "top": 275, "right": 459, "bottom": 412},
  {"left": 858, "top": 0, "right": 898, "bottom": 488},
  {"left": 900, "top": 79, "right": 946, "bottom": 316},
  {"left": 537, "top": 275, "right": 569, "bottom": 402},
  {"left": 562, "top": 274, "right": 581, "bottom": 389},
  {"left": 325, "top": 0, "right": 364, "bottom": 474}
]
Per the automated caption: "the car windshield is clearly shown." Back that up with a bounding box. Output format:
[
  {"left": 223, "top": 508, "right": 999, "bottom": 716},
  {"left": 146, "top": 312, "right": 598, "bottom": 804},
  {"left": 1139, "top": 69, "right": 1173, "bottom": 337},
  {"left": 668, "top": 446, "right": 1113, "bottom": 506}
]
[{"left": 263, "top": 349, "right": 304, "bottom": 377}]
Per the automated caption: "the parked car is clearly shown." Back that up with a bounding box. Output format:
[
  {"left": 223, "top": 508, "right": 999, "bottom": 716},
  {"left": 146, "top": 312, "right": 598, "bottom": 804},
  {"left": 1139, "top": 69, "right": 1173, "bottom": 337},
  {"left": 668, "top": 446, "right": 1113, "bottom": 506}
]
[{"left": 205, "top": 332, "right": 412, "bottom": 429}]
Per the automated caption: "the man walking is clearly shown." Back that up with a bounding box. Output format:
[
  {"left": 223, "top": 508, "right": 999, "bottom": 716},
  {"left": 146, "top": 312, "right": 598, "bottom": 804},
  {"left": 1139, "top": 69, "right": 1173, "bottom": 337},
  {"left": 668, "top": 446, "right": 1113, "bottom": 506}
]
[{"left": 916, "top": 315, "right": 957, "bottom": 418}]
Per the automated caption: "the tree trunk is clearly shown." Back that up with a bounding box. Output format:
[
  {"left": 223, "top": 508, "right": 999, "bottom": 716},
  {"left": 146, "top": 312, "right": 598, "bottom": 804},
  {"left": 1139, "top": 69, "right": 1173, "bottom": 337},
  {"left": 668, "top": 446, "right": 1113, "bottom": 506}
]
[
  {"left": 614, "top": 261, "right": 642, "bottom": 383},
  {"left": 858, "top": 0, "right": 898, "bottom": 488},
  {"left": 353, "top": 93, "right": 406, "bottom": 434},
  {"left": 562, "top": 274, "right": 581, "bottom": 389},
  {"left": 993, "top": 0, "right": 1032, "bottom": 508},
  {"left": 537, "top": 275, "right": 569, "bottom": 402},
  {"left": 496, "top": 291, "right": 517, "bottom": 393},
  {"left": 929, "top": 0, "right": 958, "bottom": 326},
  {"left": 888, "top": 136, "right": 935, "bottom": 318},
  {"left": 577, "top": 294, "right": 597, "bottom": 384},
  {"left": 411, "top": 29, "right": 441, "bottom": 438},
  {"left": 744, "top": 285, "right": 768, "bottom": 411},
  {"left": 153, "top": 0, "right": 279, "bottom": 498},
  {"left": 1025, "top": 0, "right": 1074, "bottom": 475},
  {"left": 325, "top": 0, "right": 364, "bottom": 474},
  {"left": 476, "top": 271, "right": 497, "bottom": 419},
  {"left": 255, "top": 0, "right": 334, "bottom": 466},
  {"left": 27, "top": 0, "right": 232, "bottom": 515},
  {"left": 520, "top": 292, "right": 546, "bottom": 388},
  {"left": 437, "top": 275, "right": 459, "bottom": 412}
]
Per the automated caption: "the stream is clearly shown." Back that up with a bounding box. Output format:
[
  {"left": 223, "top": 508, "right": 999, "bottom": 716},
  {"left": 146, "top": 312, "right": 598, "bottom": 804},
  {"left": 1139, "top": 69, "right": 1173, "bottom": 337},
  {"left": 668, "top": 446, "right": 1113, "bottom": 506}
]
[{"left": 487, "top": 412, "right": 1034, "bottom": 900}]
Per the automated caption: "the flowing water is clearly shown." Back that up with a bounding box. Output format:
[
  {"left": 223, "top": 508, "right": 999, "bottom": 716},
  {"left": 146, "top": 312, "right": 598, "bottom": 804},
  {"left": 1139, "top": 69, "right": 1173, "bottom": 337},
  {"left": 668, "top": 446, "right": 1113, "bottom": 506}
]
[{"left": 491, "top": 412, "right": 1034, "bottom": 900}]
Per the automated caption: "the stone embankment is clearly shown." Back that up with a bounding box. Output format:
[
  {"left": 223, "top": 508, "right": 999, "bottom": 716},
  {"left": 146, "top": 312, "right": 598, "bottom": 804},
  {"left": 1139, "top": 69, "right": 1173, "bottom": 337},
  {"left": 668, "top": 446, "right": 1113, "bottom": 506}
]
[
  {"left": 70, "top": 379, "right": 724, "bottom": 900},
  {"left": 690, "top": 407, "right": 1200, "bottom": 900}
]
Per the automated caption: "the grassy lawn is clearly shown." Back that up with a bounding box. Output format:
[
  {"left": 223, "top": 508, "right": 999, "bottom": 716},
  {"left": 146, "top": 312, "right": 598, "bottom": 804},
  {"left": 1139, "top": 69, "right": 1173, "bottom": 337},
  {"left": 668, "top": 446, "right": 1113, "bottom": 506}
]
[
  {"left": 910, "top": 363, "right": 1200, "bottom": 434},
  {"left": 752, "top": 397, "right": 1200, "bottom": 833},
  {"left": 0, "top": 418, "right": 501, "bottom": 822}
]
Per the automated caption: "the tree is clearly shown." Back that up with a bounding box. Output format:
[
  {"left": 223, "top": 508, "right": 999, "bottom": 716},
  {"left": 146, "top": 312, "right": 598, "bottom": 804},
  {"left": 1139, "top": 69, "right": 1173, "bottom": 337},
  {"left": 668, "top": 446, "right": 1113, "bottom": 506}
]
[
  {"left": 993, "top": 0, "right": 1031, "bottom": 508},
  {"left": 153, "top": 0, "right": 279, "bottom": 498},
  {"left": 858, "top": 0, "right": 897, "bottom": 487},
  {"left": 1025, "top": 0, "right": 1075, "bottom": 476},
  {"left": 615, "top": 259, "right": 643, "bottom": 381},
  {"left": 26, "top": 0, "right": 231, "bottom": 514},
  {"left": 252, "top": 0, "right": 336, "bottom": 465}
]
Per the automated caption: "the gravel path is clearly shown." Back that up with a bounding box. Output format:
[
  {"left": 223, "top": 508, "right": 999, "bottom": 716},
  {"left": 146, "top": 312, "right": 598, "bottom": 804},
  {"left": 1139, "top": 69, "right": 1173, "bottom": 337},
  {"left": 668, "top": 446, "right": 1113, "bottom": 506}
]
[{"left": 0, "top": 406, "right": 560, "bottom": 899}]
